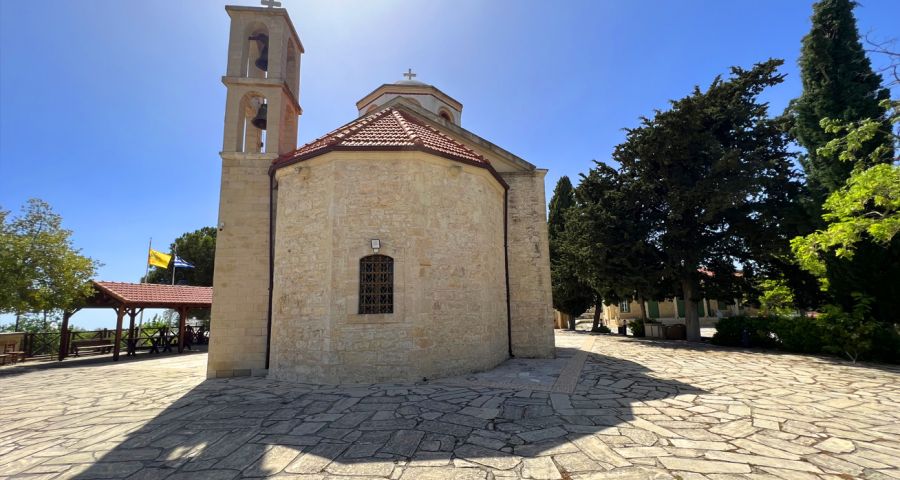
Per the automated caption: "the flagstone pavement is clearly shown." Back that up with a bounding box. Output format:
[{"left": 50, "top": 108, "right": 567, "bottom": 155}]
[{"left": 1, "top": 331, "right": 898, "bottom": 480}]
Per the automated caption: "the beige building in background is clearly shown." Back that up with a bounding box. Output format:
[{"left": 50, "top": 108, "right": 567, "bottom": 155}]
[
  {"left": 600, "top": 298, "right": 758, "bottom": 330},
  {"left": 208, "top": 5, "right": 554, "bottom": 383}
]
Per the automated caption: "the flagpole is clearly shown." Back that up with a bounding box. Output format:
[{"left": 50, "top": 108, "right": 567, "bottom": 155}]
[
  {"left": 144, "top": 237, "right": 152, "bottom": 284},
  {"left": 172, "top": 244, "right": 177, "bottom": 285},
  {"left": 139, "top": 237, "right": 151, "bottom": 331}
]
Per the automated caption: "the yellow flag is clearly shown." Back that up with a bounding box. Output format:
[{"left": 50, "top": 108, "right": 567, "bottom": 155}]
[{"left": 148, "top": 249, "right": 172, "bottom": 268}]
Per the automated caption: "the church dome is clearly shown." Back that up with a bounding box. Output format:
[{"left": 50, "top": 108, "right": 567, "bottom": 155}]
[{"left": 356, "top": 71, "right": 463, "bottom": 125}]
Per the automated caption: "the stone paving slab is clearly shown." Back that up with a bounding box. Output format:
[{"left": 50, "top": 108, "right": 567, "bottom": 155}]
[
  {"left": 439, "top": 334, "right": 590, "bottom": 393},
  {"left": 0, "top": 332, "right": 898, "bottom": 479}
]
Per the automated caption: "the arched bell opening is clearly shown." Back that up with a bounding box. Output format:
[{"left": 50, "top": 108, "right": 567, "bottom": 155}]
[
  {"left": 285, "top": 41, "right": 300, "bottom": 99},
  {"left": 242, "top": 22, "right": 270, "bottom": 79},
  {"left": 235, "top": 93, "right": 269, "bottom": 153}
]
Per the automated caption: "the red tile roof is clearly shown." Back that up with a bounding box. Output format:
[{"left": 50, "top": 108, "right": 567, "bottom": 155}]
[
  {"left": 92, "top": 281, "right": 213, "bottom": 307},
  {"left": 272, "top": 107, "right": 497, "bottom": 176}
]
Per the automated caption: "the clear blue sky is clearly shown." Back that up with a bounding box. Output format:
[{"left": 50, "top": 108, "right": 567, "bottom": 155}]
[{"left": 1, "top": 0, "right": 898, "bottom": 329}]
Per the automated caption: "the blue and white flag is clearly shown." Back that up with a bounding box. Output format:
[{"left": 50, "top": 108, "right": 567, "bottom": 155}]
[{"left": 173, "top": 256, "right": 195, "bottom": 269}]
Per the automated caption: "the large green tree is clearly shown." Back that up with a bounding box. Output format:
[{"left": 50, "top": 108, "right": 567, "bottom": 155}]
[
  {"left": 614, "top": 60, "right": 798, "bottom": 341},
  {"left": 143, "top": 227, "right": 217, "bottom": 286},
  {"left": 0, "top": 199, "right": 98, "bottom": 329},
  {"left": 548, "top": 176, "right": 594, "bottom": 328},
  {"left": 789, "top": 0, "right": 892, "bottom": 204}
]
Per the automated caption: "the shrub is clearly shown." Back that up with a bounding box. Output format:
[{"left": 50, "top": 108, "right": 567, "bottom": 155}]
[
  {"left": 591, "top": 324, "right": 611, "bottom": 333},
  {"left": 758, "top": 279, "right": 796, "bottom": 317},
  {"left": 143, "top": 311, "right": 177, "bottom": 329},
  {"left": 628, "top": 319, "right": 645, "bottom": 337},
  {"left": 711, "top": 317, "right": 744, "bottom": 346},
  {"left": 771, "top": 316, "right": 826, "bottom": 354},
  {"left": 817, "top": 295, "right": 880, "bottom": 363},
  {"left": 711, "top": 297, "right": 898, "bottom": 364},
  {"left": 870, "top": 323, "right": 900, "bottom": 364},
  {"left": 711, "top": 316, "right": 778, "bottom": 348}
]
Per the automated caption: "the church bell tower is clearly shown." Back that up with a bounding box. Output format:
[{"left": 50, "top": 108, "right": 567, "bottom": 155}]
[
  {"left": 208, "top": 3, "right": 303, "bottom": 378},
  {"left": 221, "top": 4, "right": 303, "bottom": 155}
]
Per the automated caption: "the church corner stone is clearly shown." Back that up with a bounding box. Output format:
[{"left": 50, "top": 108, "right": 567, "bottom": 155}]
[
  {"left": 207, "top": 152, "right": 274, "bottom": 379},
  {"left": 503, "top": 169, "right": 555, "bottom": 359}
]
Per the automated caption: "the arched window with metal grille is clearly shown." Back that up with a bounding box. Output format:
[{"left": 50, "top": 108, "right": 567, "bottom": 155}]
[{"left": 358, "top": 254, "right": 394, "bottom": 314}]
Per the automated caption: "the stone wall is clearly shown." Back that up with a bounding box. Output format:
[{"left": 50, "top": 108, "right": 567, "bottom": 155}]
[
  {"left": 502, "top": 170, "right": 555, "bottom": 358},
  {"left": 269, "top": 151, "right": 508, "bottom": 384},
  {"left": 207, "top": 152, "right": 274, "bottom": 378}
]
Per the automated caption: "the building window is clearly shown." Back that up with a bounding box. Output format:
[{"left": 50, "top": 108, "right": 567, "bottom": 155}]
[
  {"left": 359, "top": 254, "right": 394, "bottom": 314},
  {"left": 619, "top": 300, "right": 630, "bottom": 313}
]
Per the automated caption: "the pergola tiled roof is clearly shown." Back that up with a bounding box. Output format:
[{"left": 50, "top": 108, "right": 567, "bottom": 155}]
[
  {"left": 270, "top": 107, "right": 509, "bottom": 191},
  {"left": 92, "top": 281, "right": 212, "bottom": 309}
]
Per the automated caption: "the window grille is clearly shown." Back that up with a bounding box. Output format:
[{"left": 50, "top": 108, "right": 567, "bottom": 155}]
[{"left": 359, "top": 254, "right": 394, "bottom": 314}]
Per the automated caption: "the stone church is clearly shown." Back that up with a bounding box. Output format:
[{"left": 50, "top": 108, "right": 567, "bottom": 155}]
[{"left": 208, "top": 4, "right": 554, "bottom": 383}]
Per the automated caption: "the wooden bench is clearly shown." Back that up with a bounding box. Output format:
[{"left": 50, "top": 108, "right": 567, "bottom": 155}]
[{"left": 72, "top": 339, "right": 115, "bottom": 357}]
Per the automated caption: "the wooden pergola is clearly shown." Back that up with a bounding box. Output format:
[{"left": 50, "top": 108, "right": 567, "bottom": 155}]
[{"left": 60, "top": 281, "right": 213, "bottom": 362}]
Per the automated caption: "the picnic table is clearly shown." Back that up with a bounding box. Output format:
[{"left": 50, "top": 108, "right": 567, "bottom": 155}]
[{"left": 147, "top": 329, "right": 190, "bottom": 354}]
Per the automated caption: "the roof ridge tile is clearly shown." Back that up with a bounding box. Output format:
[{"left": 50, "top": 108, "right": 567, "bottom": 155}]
[
  {"left": 392, "top": 109, "right": 424, "bottom": 145},
  {"left": 271, "top": 106, "right": 498, "bottom": 180}
]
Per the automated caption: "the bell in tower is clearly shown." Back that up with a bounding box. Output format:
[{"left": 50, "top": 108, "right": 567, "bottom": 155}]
[
  {"left": 248, "top": 33, "right": 269, "bottom": 71},
  {"left": 251, "top": 103, "right": 267, "bottom": 130}
]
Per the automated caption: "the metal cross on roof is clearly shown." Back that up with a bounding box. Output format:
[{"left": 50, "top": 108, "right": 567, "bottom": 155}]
[
  {"left": 261, "top": 0, "right": 282, "bottom": 8},
  {"left": 403, "top": 68, "right": 417, "bottom": 81}
]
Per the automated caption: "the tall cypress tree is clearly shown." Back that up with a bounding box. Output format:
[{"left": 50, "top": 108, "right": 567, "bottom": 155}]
[
  {"left": 548, "top": 176, "right": 593, "bottom": 328},
  {"left": 548, "top": 176, "right": 577, "bottom": 243},
  {"left": 790, "top": 0, "right": 892, "bottom": 205},
  {"left": 790, "top": 0, "right": 897, "bottom": 318}
]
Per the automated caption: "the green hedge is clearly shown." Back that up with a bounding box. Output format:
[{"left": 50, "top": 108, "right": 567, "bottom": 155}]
[
  {"left": 711, "top": 316, "right": 779, "bottom": 349},
  {"left": 773, "top": 316, "right": 827, "bottom": 354},
  {"left": 712, "top": 315, "right": 899, "bottom": 363}
]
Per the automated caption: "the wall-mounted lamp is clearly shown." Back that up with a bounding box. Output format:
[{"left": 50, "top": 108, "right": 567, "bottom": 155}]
[
  {"left": 218, "top": 221, "right": 226, "bottom": 231},
  {"left": 371, "top": 239, "right": 381, "bottom": 254}
]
